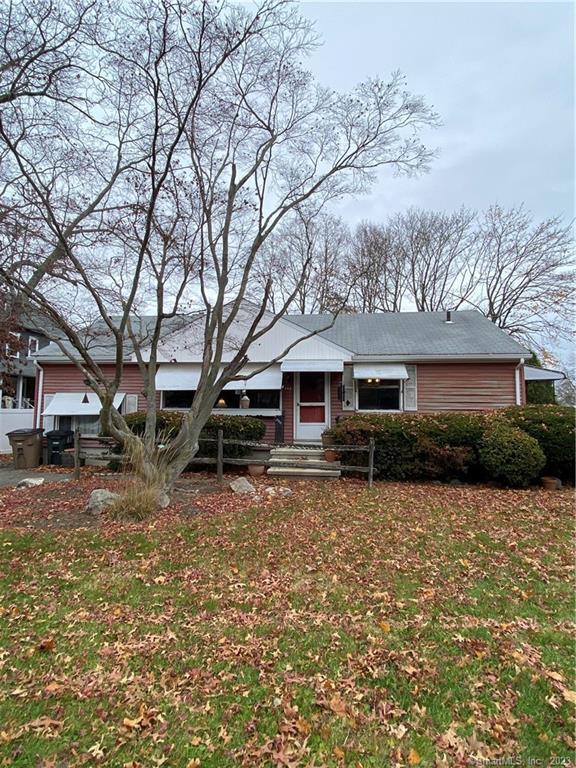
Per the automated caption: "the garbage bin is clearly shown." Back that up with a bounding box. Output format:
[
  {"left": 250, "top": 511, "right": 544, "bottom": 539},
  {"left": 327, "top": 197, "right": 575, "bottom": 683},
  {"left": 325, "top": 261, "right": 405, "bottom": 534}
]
[
  {"left": 45, "top": 429, "right": 74, "bottom": 466},
  {"left": 7, "top": 428, "right": 44, "bottom": 469}
]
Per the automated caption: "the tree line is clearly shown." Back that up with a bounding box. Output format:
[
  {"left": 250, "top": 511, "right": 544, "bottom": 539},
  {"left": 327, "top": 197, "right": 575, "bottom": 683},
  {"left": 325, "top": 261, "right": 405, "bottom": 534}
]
[{"left": 258, "top": 205, "right": 573, "bottom": 350}]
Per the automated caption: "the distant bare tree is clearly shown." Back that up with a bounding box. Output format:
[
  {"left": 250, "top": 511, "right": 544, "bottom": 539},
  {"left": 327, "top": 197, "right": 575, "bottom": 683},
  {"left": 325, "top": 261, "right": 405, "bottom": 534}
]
[
  {"left": 0, "top": 0, "right": 438, "bottom": 501},
  {"left": 349, "top": 220, "right": 407, "bottom": 312},
  {"left": 398, "top": 207, "right": 479, "bottom": 311},
  {"left": 473, "top": 205, "right": 574, "bottom": 344},
  {"left": 255, "top": 212, "right": 352, "bottom": 314}
]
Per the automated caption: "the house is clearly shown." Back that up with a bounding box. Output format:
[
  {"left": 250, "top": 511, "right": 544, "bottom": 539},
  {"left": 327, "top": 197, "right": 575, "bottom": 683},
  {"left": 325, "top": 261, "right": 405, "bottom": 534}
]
[
  {"left": 31, "top": 308, "right": 530, "bottom": 447},
  {"left": 0, "top": 311, "right": 52, "bottom": 452}
]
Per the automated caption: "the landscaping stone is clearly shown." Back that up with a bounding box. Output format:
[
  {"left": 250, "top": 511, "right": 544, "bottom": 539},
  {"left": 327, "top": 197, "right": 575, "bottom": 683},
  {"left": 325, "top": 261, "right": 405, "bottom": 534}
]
[
  {"left": 229, "top": 477, "right": 256, "bottom": 494},
  {"left": 15, "top": 477, "right": 45, "bottom": 489},
  {"left": 85, "top": 488, "right": 119, "bottom": 515},
  {"left": 158, "top": 491, "right": 171, "bottom": 508}
]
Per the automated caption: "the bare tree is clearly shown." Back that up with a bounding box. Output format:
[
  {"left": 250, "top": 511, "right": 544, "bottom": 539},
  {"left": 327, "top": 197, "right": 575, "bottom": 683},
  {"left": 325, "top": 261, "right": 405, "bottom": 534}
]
[
  {"left": 473, "top": 205, "right": 574, "bottom": 345},
  {"left": 349, "top": 220, "right": 407, "bottom": 312},
  {"left": 255, "top": 212, "right": 352, "bottom": 314},
  {"left": 0, "top": 0, "right": 438, "bottom": 501},
  {"left": 398, "top": 207, "right": 479, "bottom": 311}
]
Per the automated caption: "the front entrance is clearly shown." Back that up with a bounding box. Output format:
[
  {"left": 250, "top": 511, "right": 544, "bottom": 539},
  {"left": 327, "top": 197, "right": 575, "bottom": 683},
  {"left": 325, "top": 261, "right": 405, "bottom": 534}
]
[{"left": 295, "top": 372, "right": 329, "bottom": 442}]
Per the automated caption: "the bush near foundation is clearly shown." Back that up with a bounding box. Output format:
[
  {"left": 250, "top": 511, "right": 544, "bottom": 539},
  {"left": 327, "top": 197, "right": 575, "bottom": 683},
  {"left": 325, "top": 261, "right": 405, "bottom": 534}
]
[
  {"left": 478, "top": 423, "right": 546, "bottom": 488},
  {"left": 119, "top": 411, "right": 266, "bottom": 460},
  {"left": 501, "top": 405, "right": 575, "bottom": 482},
  {"left": 324, "top": 408, "right": 567, "bottom": 486}
]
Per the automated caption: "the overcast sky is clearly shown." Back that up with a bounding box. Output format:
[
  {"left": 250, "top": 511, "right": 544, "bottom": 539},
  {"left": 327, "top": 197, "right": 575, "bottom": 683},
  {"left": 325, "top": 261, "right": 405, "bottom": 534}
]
[{"left": 299, "top": 1, "right": 574, "bottom": 226}]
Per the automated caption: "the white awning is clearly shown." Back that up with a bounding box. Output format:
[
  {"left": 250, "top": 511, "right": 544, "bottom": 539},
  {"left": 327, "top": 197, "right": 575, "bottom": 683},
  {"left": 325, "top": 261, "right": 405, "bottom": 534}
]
[
  {"left": 524, "top": 365, "right": 565, "bottom": 382},
  {"left": 280, "top": 359, "right": 344, "bottom": 372},
  {"left": 155, "top": 364, "right": 282, "bottom": 391},
  {"left": 42, "top": 392, "right": 125, "bottom": 416},
  {"left": 353, "top": 363, "right": 409, "bottom": 380}
]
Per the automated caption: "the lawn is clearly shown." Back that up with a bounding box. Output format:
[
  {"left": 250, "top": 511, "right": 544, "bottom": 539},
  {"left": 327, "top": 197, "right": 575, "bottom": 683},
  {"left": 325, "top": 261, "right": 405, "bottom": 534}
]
[{"left": 0, "top": 478, "right": 574, "bottom": 767}]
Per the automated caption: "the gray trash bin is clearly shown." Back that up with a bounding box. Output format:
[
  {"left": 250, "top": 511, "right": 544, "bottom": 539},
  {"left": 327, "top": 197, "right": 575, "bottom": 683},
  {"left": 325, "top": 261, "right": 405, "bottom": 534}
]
[{"left": 7, "top": 428, "right": 44, "bottom": 469}]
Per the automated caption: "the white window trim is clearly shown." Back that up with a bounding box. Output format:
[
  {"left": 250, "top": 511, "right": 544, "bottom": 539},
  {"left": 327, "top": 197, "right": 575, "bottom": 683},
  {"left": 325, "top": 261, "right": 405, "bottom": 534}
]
[
  {"left": 27, "top": 336, "right": 39, "bottom": 357},
  {"left": 355, "top": 378, "right": 404, "bottom": 413},
  {"left": 6, "top": 332, "right": 20, "bottom": 360}
]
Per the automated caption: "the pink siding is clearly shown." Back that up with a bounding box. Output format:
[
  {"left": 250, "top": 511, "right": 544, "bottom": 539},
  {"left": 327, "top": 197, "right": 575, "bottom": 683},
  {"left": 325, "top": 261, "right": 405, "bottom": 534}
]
[
  {"left": 330, "top": 373, "right": 343, "bottom": 426},
  {"left": 281, "top": 373, "right": 294, "bottom": 444},
  {"left": 416, "top": 362, "right": 518, "bottom": 411},
  {"left": 36, "top": 363, "right": 148, "bottom": 430}
]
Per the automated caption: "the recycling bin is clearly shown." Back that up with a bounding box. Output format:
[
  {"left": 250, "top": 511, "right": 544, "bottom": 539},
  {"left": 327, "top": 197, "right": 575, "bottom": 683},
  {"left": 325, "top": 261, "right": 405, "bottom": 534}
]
[
  {"left": 7, "top": 428, "right": 44, "bottom": 469},
  {"left": 45, "top": 429, "right": 74, "bottom": 465}
]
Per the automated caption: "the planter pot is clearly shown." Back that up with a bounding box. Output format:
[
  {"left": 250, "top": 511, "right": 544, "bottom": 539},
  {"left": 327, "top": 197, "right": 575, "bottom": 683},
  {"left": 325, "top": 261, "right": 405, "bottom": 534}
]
[
  {"left": 324, "top": 449, "right": 340, "bottom": 463},
  {"left": 541, "top": 476, "right": 561, "bottom": 491},
  {"left": 248, "top": 464, "right": 266, "bottom": 477},
  {"left": 321, "top": 433, "right": 334, "bottom": 448}
]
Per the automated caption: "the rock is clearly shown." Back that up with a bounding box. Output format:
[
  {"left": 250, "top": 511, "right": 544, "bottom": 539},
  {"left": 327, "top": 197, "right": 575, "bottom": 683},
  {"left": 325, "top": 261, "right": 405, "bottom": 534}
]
[
  {"left": 158, "top": 491, "right": 171, "bottom": 509},
  {"left": 264, "top": 486, "right": 277, "bottom": 496},
  {"left": 277, "top": 487, "right": 293, "bottom": 497},
  {"left": 16, "top": 477, "right": 45, "bottom": 489},
  {"left": 229, "top": 477, "right": 256, "bottom": 494},
  {"left": 85, "top": 488, "right": 119, "bottom": 515}
]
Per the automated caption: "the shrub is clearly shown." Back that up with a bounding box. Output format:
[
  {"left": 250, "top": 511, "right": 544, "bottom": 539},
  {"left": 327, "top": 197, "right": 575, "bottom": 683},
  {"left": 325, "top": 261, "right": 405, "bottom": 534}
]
[
  {"left": 326, "top": 413, "right": 420, "bottom": 480},
  {"left": 501, "top": 405, "right": 575, "bottom": 482},
  {"left": 121, "top": 410, "right": 266, "bottom": 460},
  {"left": 479, "top": 423, "right": 545, "bottom": 487}
]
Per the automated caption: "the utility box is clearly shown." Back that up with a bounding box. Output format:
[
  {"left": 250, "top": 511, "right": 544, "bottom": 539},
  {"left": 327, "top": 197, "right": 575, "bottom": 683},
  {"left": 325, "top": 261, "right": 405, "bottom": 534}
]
[
  {"left": 7, "top": 428, "right": 44, "bottom": 469},
  {"left": 45, "top": 430, "right": 74, "bottom": 466}
]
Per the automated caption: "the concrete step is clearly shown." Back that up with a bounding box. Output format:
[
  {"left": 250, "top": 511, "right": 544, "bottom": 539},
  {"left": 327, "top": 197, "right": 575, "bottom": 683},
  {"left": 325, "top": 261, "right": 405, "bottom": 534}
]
[
  {"left": 267, "top": 466, "right": 341, "bottom": 479},
  {"left": 269, "top": 459, "right": 340, "bottom": 471},
  {"left": 271, "top": 448, "right": 326, "bottom": 460}
]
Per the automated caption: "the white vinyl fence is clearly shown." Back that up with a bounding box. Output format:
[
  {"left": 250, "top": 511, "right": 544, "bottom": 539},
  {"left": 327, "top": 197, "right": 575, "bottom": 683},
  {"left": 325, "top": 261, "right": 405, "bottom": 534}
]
[{"left": 0, "top": 409, "right": 35, "bottom": 453}]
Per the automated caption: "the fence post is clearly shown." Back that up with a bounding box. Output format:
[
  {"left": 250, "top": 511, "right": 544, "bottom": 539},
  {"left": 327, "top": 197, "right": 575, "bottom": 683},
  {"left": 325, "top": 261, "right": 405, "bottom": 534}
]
[
  {"left": 217, "top": 428, "right": 224, "bottom": 484},
  {"left": 368, "top": 437, "right": 375, "bottom": 488},
  {"left": 73, "top": 428, "right": 81, "bottom": 481}
]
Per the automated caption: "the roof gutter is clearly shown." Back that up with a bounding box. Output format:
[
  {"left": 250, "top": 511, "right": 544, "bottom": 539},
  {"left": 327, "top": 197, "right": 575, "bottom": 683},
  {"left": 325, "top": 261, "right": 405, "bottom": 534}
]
[
  {"left": 351, "top": 353, "right": 527, "bottom": 362},
  {"left": 515, "top": 358, "right": 525, "bottom": 405},
  {"left": 34, "top": 360, "right": 44, "bottom": 429}
]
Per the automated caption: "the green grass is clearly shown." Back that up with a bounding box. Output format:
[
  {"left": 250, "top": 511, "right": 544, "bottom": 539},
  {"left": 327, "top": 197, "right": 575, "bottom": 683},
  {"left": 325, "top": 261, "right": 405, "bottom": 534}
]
[{"left": 0, "top": 481, "right": 574, "bottom": 766}]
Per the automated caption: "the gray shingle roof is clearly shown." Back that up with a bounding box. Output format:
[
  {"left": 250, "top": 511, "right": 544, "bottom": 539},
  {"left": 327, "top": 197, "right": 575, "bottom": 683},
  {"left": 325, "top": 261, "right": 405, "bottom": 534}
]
[{"left": 287, "top": 310, "right": 529, "bottom": 358}]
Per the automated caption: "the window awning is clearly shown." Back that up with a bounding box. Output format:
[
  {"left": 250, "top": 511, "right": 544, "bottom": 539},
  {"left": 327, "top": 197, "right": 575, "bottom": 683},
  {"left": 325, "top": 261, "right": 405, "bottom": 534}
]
[
  {"left": 524, "top": 365, "right": 565, "bottom": 382},
  {"left": 155, "top": 364, "right": 282, "bottom": 391},
  {"left": 353, "top": 363, "right": 409, "bottom": 380},
  {"left": 42, "top": 392, "right": 125, "bottom": 416},
  {"left": 280, "top": 359, "right": 344, "bottom": 372}
]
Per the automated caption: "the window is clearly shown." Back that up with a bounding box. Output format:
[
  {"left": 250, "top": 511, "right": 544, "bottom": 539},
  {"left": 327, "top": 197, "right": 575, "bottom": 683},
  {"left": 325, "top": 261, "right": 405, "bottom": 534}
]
[
  {"left": 58, "top": 415, "right": 101, "bottom": 435},
  {"left": 162, "top": 389, "right": 281, "bottom": 410},
  {"left": 163, "top": 390, "right": 195, "bottom": 409},
  {"left": 5, "top": 332, "right": 20, "bottom": 359},
  {"left": 357, "top": 379, "right": 401, "bottom": 411},
  {"left": 27, "top": 336, "right": 39, "bottom": 357}
]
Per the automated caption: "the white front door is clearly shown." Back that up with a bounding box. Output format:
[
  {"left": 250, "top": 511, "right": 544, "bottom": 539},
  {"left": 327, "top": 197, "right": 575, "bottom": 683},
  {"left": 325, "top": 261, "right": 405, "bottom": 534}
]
[{"left": 295, "top": 372, "right": 329, "bottom": 442}]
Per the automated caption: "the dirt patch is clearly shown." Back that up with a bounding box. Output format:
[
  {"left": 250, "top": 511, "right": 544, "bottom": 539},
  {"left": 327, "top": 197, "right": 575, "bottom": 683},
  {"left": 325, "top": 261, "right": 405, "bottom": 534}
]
[{"left": 0, "top": 472, "right": 305, "bottom": 530}]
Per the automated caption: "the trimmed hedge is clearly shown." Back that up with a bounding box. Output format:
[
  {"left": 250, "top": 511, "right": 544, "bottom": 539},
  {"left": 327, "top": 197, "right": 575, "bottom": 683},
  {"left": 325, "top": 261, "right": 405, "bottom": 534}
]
[
  {"left": 501, "top": 405, "right": 575, "bottom": 482},
  {"left": 325, "top": 412, "right": 486, "bottom": 482},
  {"left": 479, "top": 423, "right": 545, "bottom": 488},
  {"left": 122, "top": 411, "right": 266, "bottom": 458},
  {"left": 324, "top": 407, "right": 574, "bottom": 487}
]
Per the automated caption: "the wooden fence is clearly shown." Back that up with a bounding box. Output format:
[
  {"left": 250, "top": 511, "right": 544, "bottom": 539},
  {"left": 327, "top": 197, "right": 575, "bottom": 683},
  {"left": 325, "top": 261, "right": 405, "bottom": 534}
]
[{"left": 193, "top": 430, "right": 376, "bottom": 487}]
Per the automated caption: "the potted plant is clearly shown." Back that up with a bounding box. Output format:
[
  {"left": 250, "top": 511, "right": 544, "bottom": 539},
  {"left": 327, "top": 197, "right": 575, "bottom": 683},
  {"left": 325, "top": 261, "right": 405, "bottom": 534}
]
[
  {"left": 541, "top": 476, "right": 561, "bottom": 491},
  {"left": 248, "top": 463, "right": 266, "bottom": 477},
  {"left": 324, "top": 448, "right": 340, "bottom": 463}
]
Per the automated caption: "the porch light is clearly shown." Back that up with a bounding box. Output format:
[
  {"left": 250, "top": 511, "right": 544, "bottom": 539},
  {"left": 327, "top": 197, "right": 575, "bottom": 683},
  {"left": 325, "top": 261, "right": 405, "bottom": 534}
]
[
  {"left": 240, "top": 390, "right": 250, "bottom": 409},
  {"left": 375, "top": 378, "right": 380, "bottom": 383},
  {"left": 367, "top": 378, "right": 373, "bottom": 383},
  {"left": 216, "top": 398, "right": 227, "bottom": 408}
]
